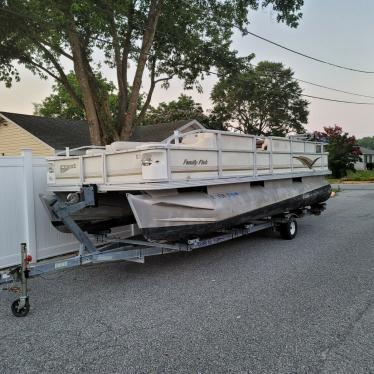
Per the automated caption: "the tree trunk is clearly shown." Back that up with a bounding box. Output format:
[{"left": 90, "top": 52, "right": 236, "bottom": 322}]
[
  {"left": 66, "top": 27, "right": 103, "bottom": 145},
  {"left": 117, "top": 1, "right": 135, "bottom": 132},
  {"left": 86, "top": 70, "right": 119, "bottom": 143},
  {"left": 120, "top": 0, "right": 163, "bottom": 140}
]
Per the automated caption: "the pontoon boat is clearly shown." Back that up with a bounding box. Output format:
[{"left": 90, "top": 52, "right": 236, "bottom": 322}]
[{"left": 44, "top": 128, "right": 331, "bottom": 241}]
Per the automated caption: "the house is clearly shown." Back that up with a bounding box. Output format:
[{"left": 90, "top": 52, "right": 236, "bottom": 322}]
[
  {"left": 355, "top": 146, "right": 374, "bottom": 170},
  {"left": 128, "top": 119, "right": 205, "bottom": 143},
  {"left": 0, "top": 112, "right": 204, "bottom": 156},
  {"left": 0, "top": 112, "right": 90, "bottom": 156}
]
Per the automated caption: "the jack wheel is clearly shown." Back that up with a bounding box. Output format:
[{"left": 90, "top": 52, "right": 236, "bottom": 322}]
[
  {"left": 11, "top": 298, "right": 30, "bottom": 317},
  {"left": 279, "top": 219, "right": 298, "bottom": 240}
]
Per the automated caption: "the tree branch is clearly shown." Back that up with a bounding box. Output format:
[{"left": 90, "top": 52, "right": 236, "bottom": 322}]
[
  {"left": 120, "top": 0, "right": 135, "bottom": 117},
  {"left": 108, "top": 8, "right": 126, "bottom": 129},
  {"left": 23, "top": 59, "right": 60, "bottom": 81},
  {"left": 36, "top": 43, "right": 84, "bottom": 109},
  {"left": 41, "top": 40, "right": 73, "bottom": 61},
  {"left": 27, "top": 58, "right": 84, "bottom": 110},
  {"left": 121, "top": 0, "right": 163, "bottom": 139},
  {"left": 154, "top": 75, "right": 174, "bottom": 84},
  {"left": 22, "top": 25, "right": 74, "bottom": 61},
  {"left": 136, "top": 57, "right": 174, "bottom": 126}
]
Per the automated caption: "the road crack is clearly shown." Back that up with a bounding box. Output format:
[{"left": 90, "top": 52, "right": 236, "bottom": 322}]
[{"left": 317, "top": 291, "right": 374, "bottom": 372}]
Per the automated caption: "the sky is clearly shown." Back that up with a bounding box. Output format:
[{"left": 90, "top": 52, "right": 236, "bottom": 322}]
[{"left": 1, "top": 0, "right": 374, "bottom": 138}]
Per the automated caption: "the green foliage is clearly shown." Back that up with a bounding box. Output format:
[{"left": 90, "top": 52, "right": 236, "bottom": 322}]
[
  {"left": 342, "top": 170, "right": 374, "bottom": 182},
  {"left": 141, "top": 94, "right": 209, "bottom": 126},
  {"left": 357, "top": 136, "right": 374, "bottom": 150},
  {"left": 33, "top": 72, "right": 147, "bottom": 121},
  {"left": 210, "top": 60, "right": 309, "bottom": 136},
  {"left": 0, "top": 0, "right": 305, "bottom": 143},
  {"left": 33, "top": 72, "right": 118, "bottom": 120},
  {"left": 320, "top": 125, "right": 361, "bottom": 179},
  {"left": 0, "top": 0, "right": 304, "bottom": 89}
]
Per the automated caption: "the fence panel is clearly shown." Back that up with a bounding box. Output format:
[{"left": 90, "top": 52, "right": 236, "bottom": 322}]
[{"left": 0, "top": 150, "right": 78, "bottom": 269}]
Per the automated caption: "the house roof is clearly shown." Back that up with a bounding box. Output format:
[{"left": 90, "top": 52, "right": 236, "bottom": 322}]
[
  {"left": 0, "top": 112, "right": 205, "bottom": 148},
  {"left": 129, "top": 119, "right": 204, "bottom": 142},
  {"left": 0, "top": 112, "right": 91, "bottom": 150},
  {"left": 359, "top": 146, "right": 374, "bottom": 155}
]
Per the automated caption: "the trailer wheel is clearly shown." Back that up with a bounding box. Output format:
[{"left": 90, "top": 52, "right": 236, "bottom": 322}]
[
  {"left": 279, "top": 219, "right": 298, "bottom": 240},
  {"left": 11, "top": 298, "right": 30, "bottom": 317}
]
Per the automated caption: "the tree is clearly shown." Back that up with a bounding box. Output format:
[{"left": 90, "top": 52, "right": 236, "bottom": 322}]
[
  {"left": 142, "top": 94, "right": 209, "bottom": 126},
  {"left": 317, "top": 125, "right": 361, "bottom": 178},
  {"left": 357, "top": 136, "right": 374, "bottom": 150},
  {"left": 0, "top": 0, "right": 305, "bottom": 144},
  {"left": 34, "top": 83, "right": 210, "bottom": 127},
  {"left": 33, "top": 72, "right": 118, "bottom": 120},
  {"left": 210, "top": 60, "right": 309, "bottom": 136}
]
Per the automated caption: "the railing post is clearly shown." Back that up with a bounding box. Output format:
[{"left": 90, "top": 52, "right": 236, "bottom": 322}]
[
  {"left": 102, "top": 153, "right": 107, "bottom": 184},
  {"left": 253, "top": 137, "right": 257, "bottom": 177},
  {"left": 79, "top": 156, "right": 84, "bottom": 185},
  {"left": 290, "top": 139, "right": 294, "bottom": 173},
  {"left": 217, "top": 133, "right": 222, "bottom": 177},
  {"left": 21, "top": 149, "right": 37, "bottom": 263},
  {"left": 269, "top": 137, "right": 273, "bottom": 174},
  {"left": 166, "top": 145, "right": 171, "bottom": 181}
]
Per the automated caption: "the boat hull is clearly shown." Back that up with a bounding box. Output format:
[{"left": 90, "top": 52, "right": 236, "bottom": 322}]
[
  {"left": 127, "top": 176, "right": 331, "bottom": 241},
  {"left": 42, "top": 191, "right": 136, "bottom": 233},
  {"left": 45, "top": 176, "right": 330, "bottom": 240}
]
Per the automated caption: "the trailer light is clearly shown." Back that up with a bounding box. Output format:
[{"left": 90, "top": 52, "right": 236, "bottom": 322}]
[{"left": 26, "top": 255, "right": 32, "bottom": 263}]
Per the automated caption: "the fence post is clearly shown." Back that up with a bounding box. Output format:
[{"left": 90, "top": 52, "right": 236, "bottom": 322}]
[{"left": 21, "top": 149, "right": 37, "bottom": 263}]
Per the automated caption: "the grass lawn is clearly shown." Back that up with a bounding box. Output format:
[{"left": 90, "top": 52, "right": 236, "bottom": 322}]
[
  {"left": 327, "top": 178, "right": 341, "bottom": 184},
  {"left": 328, "top": 170, "right": 374, "bottom": 183}
]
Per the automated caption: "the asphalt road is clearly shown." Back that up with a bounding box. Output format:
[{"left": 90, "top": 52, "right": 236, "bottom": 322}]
[{"left": 1, "top": 189, "right": 374, "bottom": 374}]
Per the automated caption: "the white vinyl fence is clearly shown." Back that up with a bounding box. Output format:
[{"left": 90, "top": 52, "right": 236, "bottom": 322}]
[{"left": 0, "top": 150, "right": 78, "bottom": 269}]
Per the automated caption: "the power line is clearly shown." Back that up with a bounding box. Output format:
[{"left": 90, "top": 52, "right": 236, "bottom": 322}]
[
  {"left": 295, "top": 78, "right": 374, "bottom": 99},
  {"left": 210, "top": 69, "right": 374, "bottom": 103},
  {"left": 302, "top": 94, "right": 374, "bottom": 105},
  {"left": 212, "top": 68, "right": 374, "bottom": 104},
  {"left": 254, "top": 70, "right": 374, "bottom": 99},
  {"left": 246, "top": 30, "right": 374, "bottom": 74},
  {"left": 263, "top": 73, "right": 374, "bottom": 100}
]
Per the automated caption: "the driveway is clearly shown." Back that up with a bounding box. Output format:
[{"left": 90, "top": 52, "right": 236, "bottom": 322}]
[{"left": 1, "top": 189, "right": 374, "bottom": 373}]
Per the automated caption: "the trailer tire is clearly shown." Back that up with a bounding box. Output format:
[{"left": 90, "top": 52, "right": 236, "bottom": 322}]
[
  {"left": 11, "top": 298, "right": 30, "bottom": 317},
  {"left": 279, "top": 219, "right": 297, "bottom": 240}
]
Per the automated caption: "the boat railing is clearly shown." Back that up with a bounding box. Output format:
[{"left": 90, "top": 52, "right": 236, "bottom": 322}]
[
  {"left": 56, "top": 145, "right": 106, "bottom": 156},
  {"left": 163, "top": 128, "right": 327, "bottom": 176},
  {"left": 47, "top": 129, "right": 329, "bottom": 187}
]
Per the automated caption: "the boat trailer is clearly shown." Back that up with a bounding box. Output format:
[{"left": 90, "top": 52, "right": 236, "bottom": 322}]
[{"left": 0, "top": 186, "right": 324, "bottom": 317}]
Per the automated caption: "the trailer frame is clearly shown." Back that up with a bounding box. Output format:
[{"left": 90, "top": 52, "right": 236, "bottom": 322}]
[{"left": 1, "top": 186, "right": 323, "bottom": 317}]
